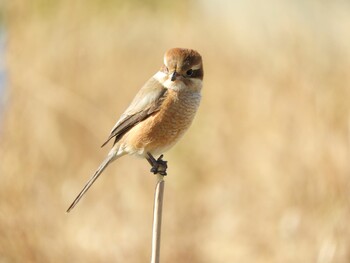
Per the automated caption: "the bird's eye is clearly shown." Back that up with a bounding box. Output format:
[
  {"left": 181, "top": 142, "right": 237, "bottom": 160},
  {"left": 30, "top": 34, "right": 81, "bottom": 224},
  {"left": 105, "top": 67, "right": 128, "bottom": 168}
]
[{"left": 186, "top": 69, "right": 193, "bottom": 77}]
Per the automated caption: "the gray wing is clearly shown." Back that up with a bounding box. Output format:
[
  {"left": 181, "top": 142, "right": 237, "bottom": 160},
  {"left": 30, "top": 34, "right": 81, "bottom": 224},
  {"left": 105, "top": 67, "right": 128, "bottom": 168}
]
[{"left": 101, "top": 77, "right": 167, "bottom": 147}]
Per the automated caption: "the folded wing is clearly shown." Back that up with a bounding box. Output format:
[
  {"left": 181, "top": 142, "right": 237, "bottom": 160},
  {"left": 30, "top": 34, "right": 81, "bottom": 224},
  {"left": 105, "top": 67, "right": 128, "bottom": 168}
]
[{"left": 101, "top": 78, "right": 167, "bottom": 147}]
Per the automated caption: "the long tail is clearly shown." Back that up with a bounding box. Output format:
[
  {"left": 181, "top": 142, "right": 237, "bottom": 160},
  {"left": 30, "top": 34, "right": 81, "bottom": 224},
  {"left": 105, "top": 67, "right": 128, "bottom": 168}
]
[{"left": 66, "top": 152, "right": 120, "bottom": 213}]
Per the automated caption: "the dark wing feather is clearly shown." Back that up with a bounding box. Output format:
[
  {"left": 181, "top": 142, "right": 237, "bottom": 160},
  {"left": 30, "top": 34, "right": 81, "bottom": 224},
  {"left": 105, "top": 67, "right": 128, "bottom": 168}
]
[{"left": 101, "top": 86, "right": 167, "bottom": 147}]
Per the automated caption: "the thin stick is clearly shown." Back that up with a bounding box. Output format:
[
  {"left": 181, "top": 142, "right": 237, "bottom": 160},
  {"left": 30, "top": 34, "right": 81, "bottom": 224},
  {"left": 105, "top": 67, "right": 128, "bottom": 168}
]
[{"left": 150, "top": 174, "right": 165, "bottom": 263}]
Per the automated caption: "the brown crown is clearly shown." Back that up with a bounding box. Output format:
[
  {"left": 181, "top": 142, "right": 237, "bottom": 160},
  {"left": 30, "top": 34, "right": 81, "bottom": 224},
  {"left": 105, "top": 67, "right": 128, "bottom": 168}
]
[{"left": 163, "top": 48, "right": 203, "bottom": 80}]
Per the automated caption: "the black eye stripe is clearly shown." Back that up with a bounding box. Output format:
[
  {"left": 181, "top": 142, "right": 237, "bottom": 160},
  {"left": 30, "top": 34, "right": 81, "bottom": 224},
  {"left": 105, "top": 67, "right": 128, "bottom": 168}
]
[{"left": 188, "top": 69, "right": 203, "bottom": 79}]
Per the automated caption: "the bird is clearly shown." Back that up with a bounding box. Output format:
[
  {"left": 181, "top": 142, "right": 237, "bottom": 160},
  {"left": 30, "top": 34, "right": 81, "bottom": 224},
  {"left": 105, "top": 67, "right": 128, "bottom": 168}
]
[{"left": 67, "top": 48, "right": 204, "bottom": 212}]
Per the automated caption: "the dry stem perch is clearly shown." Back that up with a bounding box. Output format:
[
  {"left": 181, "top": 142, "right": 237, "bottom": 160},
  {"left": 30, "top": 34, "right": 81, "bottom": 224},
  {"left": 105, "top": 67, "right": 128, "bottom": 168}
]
[
  {"left": 148, "top": 154, "right": 168, "bottom": 263},
  {"left": 150, "top": 173, "right": 166, "bottom": 263}
]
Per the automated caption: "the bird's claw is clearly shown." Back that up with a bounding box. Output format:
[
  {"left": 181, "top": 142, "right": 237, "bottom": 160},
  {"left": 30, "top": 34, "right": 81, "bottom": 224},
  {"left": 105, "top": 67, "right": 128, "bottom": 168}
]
[{"left": 147, "top": 154, "right": 168, "bottom": 176}]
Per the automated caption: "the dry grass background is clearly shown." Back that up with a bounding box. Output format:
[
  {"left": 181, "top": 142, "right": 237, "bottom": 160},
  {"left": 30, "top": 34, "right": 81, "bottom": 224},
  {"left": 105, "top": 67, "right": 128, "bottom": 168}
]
[{"left": 1, "top": 0, "right": 350, "bottom": 262}]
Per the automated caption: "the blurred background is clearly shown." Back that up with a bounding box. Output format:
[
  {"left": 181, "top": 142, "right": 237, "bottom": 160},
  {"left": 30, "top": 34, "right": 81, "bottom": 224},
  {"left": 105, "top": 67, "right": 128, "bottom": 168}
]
[{"left": 1, "top": 0, "right": 350, "bottom": 262}]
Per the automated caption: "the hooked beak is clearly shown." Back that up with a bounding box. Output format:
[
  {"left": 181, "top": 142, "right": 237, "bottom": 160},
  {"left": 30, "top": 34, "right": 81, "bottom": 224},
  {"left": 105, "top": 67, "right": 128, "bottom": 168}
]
[{"left": 170, "top": 71, "right": 177, "bottom": 81}]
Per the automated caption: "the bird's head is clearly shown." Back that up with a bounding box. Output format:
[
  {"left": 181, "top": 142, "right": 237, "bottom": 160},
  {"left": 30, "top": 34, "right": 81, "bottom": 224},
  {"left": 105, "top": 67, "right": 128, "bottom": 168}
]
[{"left": 156, "top": 48, "right": 203, "bottom": 92}]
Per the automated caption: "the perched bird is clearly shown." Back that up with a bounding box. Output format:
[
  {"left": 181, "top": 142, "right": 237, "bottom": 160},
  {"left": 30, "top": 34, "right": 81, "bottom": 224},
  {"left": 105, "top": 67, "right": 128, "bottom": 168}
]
[{"left": 67, "top": 48, "right": 204, "bottom": 212}]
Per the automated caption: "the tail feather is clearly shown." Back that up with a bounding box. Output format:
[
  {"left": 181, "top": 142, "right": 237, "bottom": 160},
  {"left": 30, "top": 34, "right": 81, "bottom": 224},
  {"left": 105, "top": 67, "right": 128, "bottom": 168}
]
[{"left": 66, "top": 153, "right": 117, "bottom": 213}]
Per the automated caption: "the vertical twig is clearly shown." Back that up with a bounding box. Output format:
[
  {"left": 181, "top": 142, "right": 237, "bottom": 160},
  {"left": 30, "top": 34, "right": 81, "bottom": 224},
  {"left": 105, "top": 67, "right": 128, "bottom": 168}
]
[{"left": 150, "top": 174, "right": 165, "bottom": 263}]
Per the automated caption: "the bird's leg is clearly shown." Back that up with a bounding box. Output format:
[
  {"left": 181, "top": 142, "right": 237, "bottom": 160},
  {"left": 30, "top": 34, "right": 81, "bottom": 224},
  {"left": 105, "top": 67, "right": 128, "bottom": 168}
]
[{"left": 146, "top": 153, "right": 168, "bottom": 176}]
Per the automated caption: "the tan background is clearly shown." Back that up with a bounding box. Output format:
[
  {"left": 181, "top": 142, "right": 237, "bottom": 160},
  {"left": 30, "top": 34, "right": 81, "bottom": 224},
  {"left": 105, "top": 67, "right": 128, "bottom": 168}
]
[{"left": 1, "top": 0, "right": 350, "bottom": 262}]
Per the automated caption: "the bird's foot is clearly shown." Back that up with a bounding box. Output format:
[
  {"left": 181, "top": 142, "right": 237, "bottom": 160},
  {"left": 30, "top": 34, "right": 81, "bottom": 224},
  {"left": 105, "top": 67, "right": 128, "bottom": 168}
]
[{"left": 147, "top": 153, "right": 168, "bottom": 176}]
